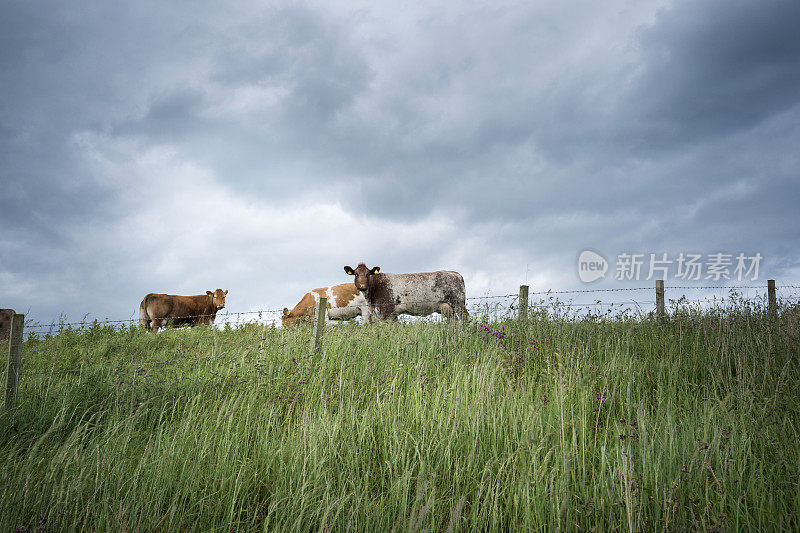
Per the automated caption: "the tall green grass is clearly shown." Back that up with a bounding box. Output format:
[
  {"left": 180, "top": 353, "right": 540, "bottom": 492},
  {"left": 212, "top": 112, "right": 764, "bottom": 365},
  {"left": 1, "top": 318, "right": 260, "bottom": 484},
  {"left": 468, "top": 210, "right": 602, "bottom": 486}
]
[{"left": 1, "top": 299, "right": 798, "bottom": 531}]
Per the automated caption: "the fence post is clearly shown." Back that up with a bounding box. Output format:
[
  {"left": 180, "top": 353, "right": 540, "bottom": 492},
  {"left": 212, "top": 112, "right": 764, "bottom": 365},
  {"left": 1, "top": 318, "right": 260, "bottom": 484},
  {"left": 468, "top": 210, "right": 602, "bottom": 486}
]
[
  {"left": 655, "top": 280, "right": 665, "bottom": 322},
  {"left": 313, "top": 297, "right": 327, "bottom": 353},
  {"left": 767, "top": 280, "right": 777, "bottom": 322},
  {"left": 518, "top": 285, "right": 529, "bottom": 322},
  {"left": 5, "top": 313, "right": 24, "bottom": 410}
]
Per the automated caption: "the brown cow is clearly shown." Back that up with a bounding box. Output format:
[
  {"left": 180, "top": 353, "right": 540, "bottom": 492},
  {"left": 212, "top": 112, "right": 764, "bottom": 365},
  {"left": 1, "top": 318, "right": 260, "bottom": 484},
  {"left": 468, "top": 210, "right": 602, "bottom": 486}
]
[
  {"left": 282, "top": 283, "right": 366, "bottom": 327},
  {"left": 139, "top": 289, "right": 227, "bottom": 333}
]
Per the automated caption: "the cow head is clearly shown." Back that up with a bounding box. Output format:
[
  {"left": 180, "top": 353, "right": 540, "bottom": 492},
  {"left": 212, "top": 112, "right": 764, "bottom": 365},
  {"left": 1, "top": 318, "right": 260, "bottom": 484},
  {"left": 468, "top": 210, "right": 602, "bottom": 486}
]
[
  {"left": 281, "top": 307, "right": 298, "bottom": 327},
  {"left": 281, "top": 307, "right": 310, "bottom": 327},
  {"left": 344, "top": 263, "right": 380, "bottom": 292},
  {"left": 206, "top": 289, "right": 228, "bottom": 310}
]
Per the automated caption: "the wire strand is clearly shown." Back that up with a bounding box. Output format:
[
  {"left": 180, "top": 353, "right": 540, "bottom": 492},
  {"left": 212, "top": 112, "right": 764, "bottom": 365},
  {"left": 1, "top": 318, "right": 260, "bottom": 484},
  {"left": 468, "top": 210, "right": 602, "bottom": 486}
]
[{"left": 20, "top": 284, "right": 794, "bottom": 329}]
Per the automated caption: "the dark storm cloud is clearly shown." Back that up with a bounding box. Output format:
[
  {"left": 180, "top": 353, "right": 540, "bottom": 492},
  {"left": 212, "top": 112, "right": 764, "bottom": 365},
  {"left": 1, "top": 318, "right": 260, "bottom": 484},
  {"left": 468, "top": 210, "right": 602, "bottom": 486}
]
[
  {"left": 1, "top": 1, "right": 368, "bottom": 222},
  {"left": 318, "top": 0, "right": 800, "bottom": 283},
  {"left": 632, "top": 0, "right": 800, "bottom": 146},
  {"left": 98, "top": 4, "right": 373, "bottom": 201},
  {"left": 333, "top": 0, "right": 800, "bottom": 224}
]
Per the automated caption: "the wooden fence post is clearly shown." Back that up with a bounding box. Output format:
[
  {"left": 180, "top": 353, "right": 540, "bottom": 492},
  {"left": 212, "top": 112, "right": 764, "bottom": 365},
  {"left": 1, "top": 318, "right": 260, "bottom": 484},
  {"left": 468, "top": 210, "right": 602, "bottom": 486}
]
[
  {"left": 767, "top": 280, "right": 777, "bottom": 322},
  {"left": 518, "top": 285, "right": 529, "bottom": 322},
  {"left": 655, "top": 280, "right": 665, "bottom": 322},
  {"left": 5, "top": 313, "right": 23, "bottom": 410},
  {"left": 313, "top": 297, "right": 327, "bottom": 353}
]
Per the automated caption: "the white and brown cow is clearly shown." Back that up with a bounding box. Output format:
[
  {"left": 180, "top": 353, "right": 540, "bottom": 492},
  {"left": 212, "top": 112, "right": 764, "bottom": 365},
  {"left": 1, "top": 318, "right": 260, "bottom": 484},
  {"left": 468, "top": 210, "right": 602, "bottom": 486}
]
[
  {"left": 282, "top": 283, "right": 366, "bottom": 327},
  {"left": 343, "top": 263, "right": 468, "bottom": 324}
]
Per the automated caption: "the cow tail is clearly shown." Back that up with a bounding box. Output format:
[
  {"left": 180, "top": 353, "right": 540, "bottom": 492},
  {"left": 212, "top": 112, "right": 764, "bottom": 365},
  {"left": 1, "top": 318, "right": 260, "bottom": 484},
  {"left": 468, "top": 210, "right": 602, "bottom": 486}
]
[{"left": 139, "top": 295, "right": 151, "bottom": 328}]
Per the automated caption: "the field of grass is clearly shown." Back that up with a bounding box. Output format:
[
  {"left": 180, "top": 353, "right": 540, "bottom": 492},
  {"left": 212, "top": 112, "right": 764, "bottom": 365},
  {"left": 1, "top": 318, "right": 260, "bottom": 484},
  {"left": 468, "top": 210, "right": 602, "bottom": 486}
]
[{"left": 1, "top": 298, "right": 799, "bottom": 531}]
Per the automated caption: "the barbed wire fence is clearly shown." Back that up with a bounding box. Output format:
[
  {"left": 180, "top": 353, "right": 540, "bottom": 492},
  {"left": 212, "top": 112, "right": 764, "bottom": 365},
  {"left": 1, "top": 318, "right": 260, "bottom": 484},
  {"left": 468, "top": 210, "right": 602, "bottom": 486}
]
[
  {"left": 17, "top": 283, "right": 800, "bottom": 333},
  {"left": 4, "top": 281, "right": 799, "bottom": 410}
]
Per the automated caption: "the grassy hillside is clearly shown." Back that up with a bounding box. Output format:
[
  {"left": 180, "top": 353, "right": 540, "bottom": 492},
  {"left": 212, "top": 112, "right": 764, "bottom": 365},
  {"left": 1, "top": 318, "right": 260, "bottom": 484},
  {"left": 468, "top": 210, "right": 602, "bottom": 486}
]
[{"left": 1, "top": 299, "right": 798, "bottom": 531}]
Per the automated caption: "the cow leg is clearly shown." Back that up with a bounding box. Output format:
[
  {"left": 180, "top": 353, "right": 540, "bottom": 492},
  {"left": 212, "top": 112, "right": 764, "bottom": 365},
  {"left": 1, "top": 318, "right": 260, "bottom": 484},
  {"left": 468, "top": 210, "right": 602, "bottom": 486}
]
[
  {"left": 448, "top": 301, "right": 469, "bottom": 320},
  {"left": 360, "top": 306, "right": 375, "bottom": 325},
  {"left": 149, "top": 319, "right": 162, "bottom": 333},
  {"left": 439, "top": 302, "right": 453, "bottom": 319},
  {"left": 363, "top": 311, "right": 376, "bottom": 325}
]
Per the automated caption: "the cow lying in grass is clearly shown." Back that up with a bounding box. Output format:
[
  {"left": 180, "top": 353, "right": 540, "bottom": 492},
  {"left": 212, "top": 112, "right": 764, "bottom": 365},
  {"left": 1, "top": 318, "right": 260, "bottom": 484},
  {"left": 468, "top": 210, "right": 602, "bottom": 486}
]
[
  {"left": 139, "top": 289, "right": 227, "bottom": 333},
  {"left": 282, "top": 283, "right": 366, "bottom": 327},
  {"left": 343, "top": 263, "right": 468, "bottom": 324}
]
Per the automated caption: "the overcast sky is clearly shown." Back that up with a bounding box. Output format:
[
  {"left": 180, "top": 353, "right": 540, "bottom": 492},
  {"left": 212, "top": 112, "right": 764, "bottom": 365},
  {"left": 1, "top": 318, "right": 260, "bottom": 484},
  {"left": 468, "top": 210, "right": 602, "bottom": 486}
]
[{"left": 2, "top": 0, "right": 799, "bottom": 327}]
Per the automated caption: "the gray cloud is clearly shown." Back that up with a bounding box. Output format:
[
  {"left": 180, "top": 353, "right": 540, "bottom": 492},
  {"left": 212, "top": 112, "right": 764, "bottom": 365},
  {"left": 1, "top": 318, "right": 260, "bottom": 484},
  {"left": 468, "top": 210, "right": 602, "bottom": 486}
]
[{"left": 632, "top": 0, "right": 800, "bottom": 146}]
